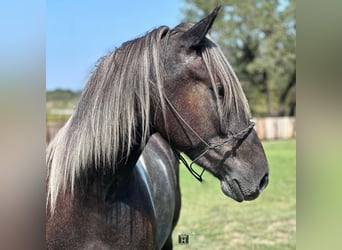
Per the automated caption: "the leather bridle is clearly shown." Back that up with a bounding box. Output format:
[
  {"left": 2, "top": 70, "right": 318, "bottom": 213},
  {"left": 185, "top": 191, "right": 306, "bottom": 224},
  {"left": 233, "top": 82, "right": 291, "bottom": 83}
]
[{"left": 164, "top": 95, "right": 255, "bottom": 182}]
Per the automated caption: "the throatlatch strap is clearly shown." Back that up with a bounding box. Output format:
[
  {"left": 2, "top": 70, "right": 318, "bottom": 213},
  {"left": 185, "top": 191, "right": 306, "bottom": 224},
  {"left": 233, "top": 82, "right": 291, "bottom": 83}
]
[{"left": 173, "top": 149, "right": 205, "bottom": 182}]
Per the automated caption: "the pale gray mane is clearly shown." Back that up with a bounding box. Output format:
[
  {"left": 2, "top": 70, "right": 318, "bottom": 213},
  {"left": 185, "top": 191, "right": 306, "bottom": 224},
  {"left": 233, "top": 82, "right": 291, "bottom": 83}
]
[
  {"left": 47, "top": 24, "right": 251, "bottom": 213},
  {"left": 47, "top": 26, "right": 169, "bottom": 212},
  {"left": 202, "top": 35, "right": 251, "bottom": 123}
]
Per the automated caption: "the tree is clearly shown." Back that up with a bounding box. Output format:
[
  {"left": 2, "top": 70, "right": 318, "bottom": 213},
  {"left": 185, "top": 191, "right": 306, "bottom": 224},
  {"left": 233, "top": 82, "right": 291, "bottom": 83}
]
[{"left": 182, "top": 0, "right": 296, "bottom": 117}]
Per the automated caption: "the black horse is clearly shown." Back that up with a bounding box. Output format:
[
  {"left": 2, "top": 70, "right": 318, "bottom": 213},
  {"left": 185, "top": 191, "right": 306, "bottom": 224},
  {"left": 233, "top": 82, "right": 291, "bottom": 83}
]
[{"left": 46, "top": 7, "right": 269, "bottom": 249}]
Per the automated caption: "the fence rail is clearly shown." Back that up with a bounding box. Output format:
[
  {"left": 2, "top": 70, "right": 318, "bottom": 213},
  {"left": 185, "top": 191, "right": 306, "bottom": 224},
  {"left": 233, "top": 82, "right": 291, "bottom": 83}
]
[{"left": 46, "top": 117, "right": 296, "bottom": 144}]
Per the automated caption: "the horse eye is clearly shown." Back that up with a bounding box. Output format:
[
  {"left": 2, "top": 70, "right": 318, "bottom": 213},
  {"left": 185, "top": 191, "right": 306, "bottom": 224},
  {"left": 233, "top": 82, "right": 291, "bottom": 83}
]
[
  {"left": 209, "top": 83, "right": 224, "bottom": 99},
  {"left": 217, "top": 83, "right": 224, "bottom": 98}
]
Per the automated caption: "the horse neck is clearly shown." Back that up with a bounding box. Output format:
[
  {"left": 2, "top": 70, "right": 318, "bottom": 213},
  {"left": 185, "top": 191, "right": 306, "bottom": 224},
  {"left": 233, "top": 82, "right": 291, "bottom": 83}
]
[
  {"left": 73, "top": 145, "right": 143, "bottom": 210},
  {"left": 47, "top": 145, "right": 157, "bottom": 249}
]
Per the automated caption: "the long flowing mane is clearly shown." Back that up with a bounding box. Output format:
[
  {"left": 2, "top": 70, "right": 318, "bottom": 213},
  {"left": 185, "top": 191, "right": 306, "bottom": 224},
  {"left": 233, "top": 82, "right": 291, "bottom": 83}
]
[
  {"left": 47, "top": 26, "right": 170, "bottom": 212},
  {"left": 47, "top": 24, "right": 251, "bottom": 213}
]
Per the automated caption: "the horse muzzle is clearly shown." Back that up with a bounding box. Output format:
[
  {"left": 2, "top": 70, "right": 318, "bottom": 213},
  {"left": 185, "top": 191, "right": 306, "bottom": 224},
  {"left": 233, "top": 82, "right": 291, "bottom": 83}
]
[{"left": 220, "top": 172, "right": 269, "bottom": 202}]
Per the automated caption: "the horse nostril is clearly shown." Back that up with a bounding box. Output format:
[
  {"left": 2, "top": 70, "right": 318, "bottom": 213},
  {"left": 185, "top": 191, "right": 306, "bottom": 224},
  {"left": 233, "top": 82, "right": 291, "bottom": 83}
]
[{"left": 259, "top": 173, "right": 269, "bottom": 191}]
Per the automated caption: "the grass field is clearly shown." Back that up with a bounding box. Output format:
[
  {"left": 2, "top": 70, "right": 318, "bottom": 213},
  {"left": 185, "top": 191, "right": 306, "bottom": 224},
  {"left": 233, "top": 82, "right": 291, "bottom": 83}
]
[{"left": 172, "top": 139, "right": 296, "bottom": 250}]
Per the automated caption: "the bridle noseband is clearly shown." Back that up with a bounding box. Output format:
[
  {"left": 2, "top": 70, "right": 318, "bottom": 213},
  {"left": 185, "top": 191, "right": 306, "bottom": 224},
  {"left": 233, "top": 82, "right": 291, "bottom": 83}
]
[{"left": 164, "top": 95, "right": 255, "bottom": 182}]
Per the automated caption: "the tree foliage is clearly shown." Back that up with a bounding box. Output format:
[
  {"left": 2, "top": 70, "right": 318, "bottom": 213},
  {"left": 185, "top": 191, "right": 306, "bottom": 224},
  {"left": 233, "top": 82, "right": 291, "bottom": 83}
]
[
  {"left": 46, "top": 89, "right": 81, "bottom": 111},
  {"left": 182, "top": 0, "right": 296, "bottom": 116},
  {"left": 46, "top": 89, "right": 81, "bottom": 102}
]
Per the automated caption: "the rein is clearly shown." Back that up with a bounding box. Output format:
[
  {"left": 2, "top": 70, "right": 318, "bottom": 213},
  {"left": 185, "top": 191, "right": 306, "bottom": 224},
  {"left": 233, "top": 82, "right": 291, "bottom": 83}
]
[{"left": 164, "top": 95, "right": 255, "bottom": 182}]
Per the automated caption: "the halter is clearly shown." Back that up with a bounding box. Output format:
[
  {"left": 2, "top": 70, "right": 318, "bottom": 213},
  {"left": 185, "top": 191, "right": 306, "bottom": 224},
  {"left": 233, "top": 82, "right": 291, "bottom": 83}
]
[{"left": 164, "top": 95, "right": 255, "bottom": 182}]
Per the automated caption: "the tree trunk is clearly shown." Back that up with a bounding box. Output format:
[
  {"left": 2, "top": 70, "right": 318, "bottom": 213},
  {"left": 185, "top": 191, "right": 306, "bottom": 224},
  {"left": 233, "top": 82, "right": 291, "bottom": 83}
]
[
  {"left": 263, "top": 71, "right": 273, "bottom": 116},
  {"left": 278, "top": 70, "right": 296, "bottom": 116}
]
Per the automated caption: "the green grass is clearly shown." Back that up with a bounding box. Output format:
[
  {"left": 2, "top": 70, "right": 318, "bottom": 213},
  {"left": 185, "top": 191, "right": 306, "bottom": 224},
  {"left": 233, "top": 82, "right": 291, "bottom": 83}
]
[{"left": 172, "top": 139, "right": 296, "bottom": 250}]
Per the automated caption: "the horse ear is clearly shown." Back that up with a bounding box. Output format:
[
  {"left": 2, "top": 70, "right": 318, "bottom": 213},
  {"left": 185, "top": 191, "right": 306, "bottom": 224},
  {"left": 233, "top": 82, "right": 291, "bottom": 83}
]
[{"left": 180, "top": 6, "right": 221, "bottom": 48}]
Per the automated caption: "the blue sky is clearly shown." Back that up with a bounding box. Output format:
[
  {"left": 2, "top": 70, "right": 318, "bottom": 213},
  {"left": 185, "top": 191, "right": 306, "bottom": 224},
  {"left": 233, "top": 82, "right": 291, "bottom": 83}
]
[{"left": 47, "top": 1, "right": 184, "bottom": 91}]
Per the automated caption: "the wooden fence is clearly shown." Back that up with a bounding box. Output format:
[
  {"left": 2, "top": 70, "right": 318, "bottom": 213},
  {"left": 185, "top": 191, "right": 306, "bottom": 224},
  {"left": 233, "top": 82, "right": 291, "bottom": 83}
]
[
  {"left": 253, "top": 117, "right": 296, "bottom": 140},
  {"left": 46, "top": 117, "right": 296, "bottom": 144}
]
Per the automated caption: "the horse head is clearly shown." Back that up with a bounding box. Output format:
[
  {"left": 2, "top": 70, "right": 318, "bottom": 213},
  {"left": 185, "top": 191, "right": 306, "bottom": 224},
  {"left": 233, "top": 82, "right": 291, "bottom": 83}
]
[{"left": 155, "top": 7, "right": 269, "bottom": 202}]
